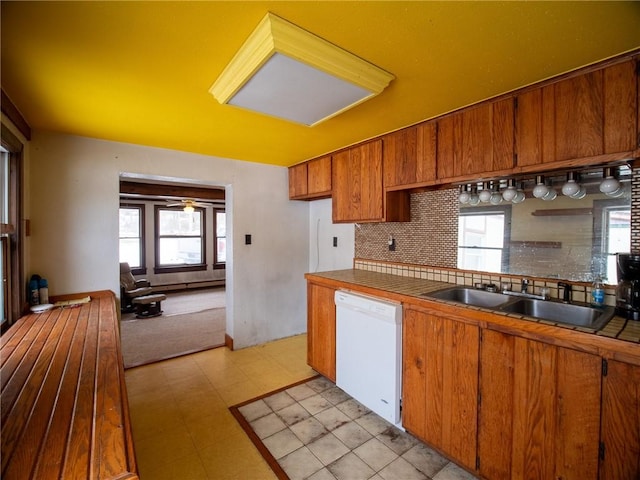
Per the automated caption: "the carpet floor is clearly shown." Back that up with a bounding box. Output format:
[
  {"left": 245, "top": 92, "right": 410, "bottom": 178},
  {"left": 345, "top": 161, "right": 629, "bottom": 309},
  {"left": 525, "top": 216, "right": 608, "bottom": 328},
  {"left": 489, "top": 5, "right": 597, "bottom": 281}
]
[
  {"left": 121, "top": 287, "right": 226, "bottom": 320},
  {"left": 121, "top": 307, "right": 226, "bottom": 368},
  {"left": 231, "top": 377, "right": 478, "bottom": 480}
]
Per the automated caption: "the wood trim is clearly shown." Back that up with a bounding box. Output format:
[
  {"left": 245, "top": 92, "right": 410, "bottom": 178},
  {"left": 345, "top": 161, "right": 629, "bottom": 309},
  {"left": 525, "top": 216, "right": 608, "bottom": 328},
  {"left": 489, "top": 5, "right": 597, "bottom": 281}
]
[
  {"left": 225, "top": 333, "right": 234, "bottom": 350},
  {"left": 0, "top": 90, "right": 31, "bottom": 141},
  {"left": 120, "top": 181, "right": 225, "bottom": 201}
]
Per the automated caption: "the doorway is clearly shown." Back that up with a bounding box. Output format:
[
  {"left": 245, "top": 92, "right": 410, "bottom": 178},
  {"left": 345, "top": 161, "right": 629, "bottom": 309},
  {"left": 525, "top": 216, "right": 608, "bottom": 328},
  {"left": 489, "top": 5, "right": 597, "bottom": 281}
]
[{"left": 118, "top": 174, "right": 229, "bottom": 367}]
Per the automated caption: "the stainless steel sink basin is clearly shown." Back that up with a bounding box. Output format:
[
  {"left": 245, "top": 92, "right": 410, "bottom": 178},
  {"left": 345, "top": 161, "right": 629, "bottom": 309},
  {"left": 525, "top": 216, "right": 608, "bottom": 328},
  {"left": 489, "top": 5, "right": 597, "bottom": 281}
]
[
  {"left": 422, "top": 286, "right": 615, "bottom": 331},
  {"left": 499, "top": 298, "right": 615, "bottom": 330},
  {"left": 422, "top": 287, "right": 512, "bottom": 308}
]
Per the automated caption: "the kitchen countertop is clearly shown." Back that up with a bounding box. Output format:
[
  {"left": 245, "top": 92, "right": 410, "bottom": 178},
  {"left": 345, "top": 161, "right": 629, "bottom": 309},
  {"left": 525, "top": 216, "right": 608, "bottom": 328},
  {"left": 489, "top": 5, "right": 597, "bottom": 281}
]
[{"left": 305, "top": 269, "right": 640, "bottom": 345}]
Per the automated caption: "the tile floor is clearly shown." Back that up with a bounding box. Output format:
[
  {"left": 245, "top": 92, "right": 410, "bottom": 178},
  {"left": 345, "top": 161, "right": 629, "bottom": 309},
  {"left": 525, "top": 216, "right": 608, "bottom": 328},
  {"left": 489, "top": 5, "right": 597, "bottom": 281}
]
[
  {"left": 237, "top": 376, "right": 478, "bottom": 480},
  {"left": 124, "top": 334, "right": 476, "bottom": 480}
]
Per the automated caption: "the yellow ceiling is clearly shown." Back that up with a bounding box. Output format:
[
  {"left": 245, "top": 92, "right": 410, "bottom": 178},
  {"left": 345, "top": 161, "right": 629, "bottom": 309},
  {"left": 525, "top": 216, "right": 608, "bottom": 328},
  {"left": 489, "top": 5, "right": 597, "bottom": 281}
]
[{"left": 2, "top": 1, "right": 639, "bottom": 167}]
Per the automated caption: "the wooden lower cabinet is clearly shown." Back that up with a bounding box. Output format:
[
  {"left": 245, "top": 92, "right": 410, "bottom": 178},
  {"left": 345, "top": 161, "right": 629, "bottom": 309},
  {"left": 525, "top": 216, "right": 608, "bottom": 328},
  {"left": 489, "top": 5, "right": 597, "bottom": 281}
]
[
  {"left": 402, "top": 307, "right": 479, "bottom": 470},
  {"left": 307, "top": 282, "right": 336, "bottom": 381},
  {"left": 478, "top": 329, "right": 601, "bottom": 480},
  {"left": 600, "top": 359, "right": 640, "bottom": 480}
]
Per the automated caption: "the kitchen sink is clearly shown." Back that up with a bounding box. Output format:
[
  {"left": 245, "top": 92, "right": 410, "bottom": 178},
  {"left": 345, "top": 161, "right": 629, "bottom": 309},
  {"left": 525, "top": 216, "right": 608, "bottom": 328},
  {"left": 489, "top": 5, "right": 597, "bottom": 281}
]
[
  {"left": 422, "top": 287, "right": 512, "bottom": 308},
  {"left": 499, "top": 298, "right": 615, "bottom": 330},
  {"left": 422, "top": 286, "right": 615, "bottom": 331}
]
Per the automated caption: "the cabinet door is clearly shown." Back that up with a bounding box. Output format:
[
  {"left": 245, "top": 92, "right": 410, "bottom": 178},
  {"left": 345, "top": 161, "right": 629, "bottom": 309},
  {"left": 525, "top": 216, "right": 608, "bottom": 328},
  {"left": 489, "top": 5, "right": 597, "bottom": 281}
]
[
  {"left": 288, "top": 163, "right": 308, "bottom": 199},
  {"left": 402, "top": 308, "right": 479, "bottom": 470},
  {"left": 332, "top": 140, "right": 384, "bottom": 222},
  {"left": 600, "top": 360, "right": 640, "bottom": 480},
  {"left": 307, "top": 155, "right": 332, "bottom": 196},
  {"left": 383, "top": 122, "right": 436, "bottom": 188},
  {"left": 516, "top": 58, "right": 638, "bottom": 167},
  {"left": 478, "top": 329, "right": 601, "bottom": 480},
  {"left": 436, "top": 98, "right": 515, "bottom": 180},
  {"left": 307, "top": 283, "right": 336, "bottom": 381}
]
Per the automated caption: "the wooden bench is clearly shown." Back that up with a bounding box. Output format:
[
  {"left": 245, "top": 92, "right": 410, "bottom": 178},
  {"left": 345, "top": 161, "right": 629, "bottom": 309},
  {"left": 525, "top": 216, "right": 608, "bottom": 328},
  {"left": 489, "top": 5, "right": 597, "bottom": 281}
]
[{"left": 0, "top": 290, "right": 138, "bottom": 480}]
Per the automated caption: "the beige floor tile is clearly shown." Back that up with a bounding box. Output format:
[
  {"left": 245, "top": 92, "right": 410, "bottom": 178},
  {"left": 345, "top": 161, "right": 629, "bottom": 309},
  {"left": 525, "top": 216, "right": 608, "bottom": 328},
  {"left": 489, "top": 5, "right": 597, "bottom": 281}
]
[
  {"left": 327, "top": 452, "right": 375, "bottom": 480},
  {"left": 432, "top": 462, "right": 478, "bottom": 480},
  {"left": 279, "top": 446, "right": 324, "bottom": 480},
  {"left": 353, "top": 437, "right": 398, "bottom": 472},
  {"left": 307, "top": 432, "right": 350, "bottom": 465},
  {"left": 215, "top": 378, "right": 267, "bottom": 406},
  {"left": 185, "top": 412, "right": 246, "bottom": 449},
  {"left": 262, "top": 428, "right": 304, "bottom": 460},
  {"left": 198, "top": 434, "right": 277, "bottom": 480},
  {"left": 139, "top": 452, "right": 210, "bottom": 480},
  {"left": 401, "top": 444, "right": 450, "bottom": 477},
  {"left": 135, "top": 422, "right": 199, "bottom": 471},
  {"left": 378, "top": 457, "right": 427, "bottom": 480}
]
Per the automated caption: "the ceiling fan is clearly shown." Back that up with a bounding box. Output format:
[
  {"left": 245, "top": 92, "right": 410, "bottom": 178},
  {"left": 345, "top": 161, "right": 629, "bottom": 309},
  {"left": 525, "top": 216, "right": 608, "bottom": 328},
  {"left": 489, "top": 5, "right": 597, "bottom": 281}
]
[{"left": 165, "top": 199, "right": 210, "bottom": 212}]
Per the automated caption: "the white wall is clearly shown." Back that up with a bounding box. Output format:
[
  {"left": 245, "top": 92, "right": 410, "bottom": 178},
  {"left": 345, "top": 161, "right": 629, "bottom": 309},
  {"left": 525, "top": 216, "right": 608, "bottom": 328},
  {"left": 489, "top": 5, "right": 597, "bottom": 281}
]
[
  {"left": 28, "top": 131, "right": 310, "bottom": 349},
  {"left": 309, "top": 198, "right": 354, "bottom": 272}
]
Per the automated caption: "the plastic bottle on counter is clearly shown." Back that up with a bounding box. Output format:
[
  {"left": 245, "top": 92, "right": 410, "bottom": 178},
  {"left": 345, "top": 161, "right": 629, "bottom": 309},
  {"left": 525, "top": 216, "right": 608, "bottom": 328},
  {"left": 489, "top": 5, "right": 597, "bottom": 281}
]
[
  {"left": 29, "top": 278, "right": 40, "bottom": 306},
  {"left": 39, "top": 278, "right": 49, "bottom": 304},
  {"left": 591, "top": 276, "right": 605, "bottom": 307}
]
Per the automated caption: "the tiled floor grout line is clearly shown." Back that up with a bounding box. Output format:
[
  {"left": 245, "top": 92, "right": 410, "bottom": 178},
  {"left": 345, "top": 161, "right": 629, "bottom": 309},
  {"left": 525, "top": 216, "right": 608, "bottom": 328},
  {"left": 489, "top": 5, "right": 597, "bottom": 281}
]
[{"left": 234, "top": 376, "right": 479, "bottom": 480}]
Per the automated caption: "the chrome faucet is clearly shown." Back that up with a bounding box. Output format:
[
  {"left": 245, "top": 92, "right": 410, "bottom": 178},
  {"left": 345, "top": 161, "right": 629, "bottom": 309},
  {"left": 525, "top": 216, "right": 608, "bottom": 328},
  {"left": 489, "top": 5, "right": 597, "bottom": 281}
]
[
  {"left": 502, "top": 278, "right": 549, "bottom": 301},
  {"left": 558, "top": 282, "right": 572, "bottom": 303}
]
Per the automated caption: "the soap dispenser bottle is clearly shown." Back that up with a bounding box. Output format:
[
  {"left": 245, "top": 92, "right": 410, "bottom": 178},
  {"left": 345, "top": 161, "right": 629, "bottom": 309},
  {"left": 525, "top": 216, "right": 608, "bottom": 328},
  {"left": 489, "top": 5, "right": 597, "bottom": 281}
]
[{"left": 591, "top": 276, "right": 605, "bottom": 307}]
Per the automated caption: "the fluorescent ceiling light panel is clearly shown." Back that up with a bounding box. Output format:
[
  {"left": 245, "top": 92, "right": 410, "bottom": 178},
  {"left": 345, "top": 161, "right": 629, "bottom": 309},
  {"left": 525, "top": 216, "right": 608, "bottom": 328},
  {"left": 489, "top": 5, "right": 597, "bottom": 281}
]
[{"left": 209, "top": 13, "right": 395, "bottom": 126}]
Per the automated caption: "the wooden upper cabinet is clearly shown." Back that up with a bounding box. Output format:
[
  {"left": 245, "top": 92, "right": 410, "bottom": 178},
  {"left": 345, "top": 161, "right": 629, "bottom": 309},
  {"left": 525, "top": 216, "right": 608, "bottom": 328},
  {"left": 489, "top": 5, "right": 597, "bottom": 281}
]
[
  {"left": 478, "top": 329, "right": 601, "bottom": 480},
  {"left": 333, "top": 139, "right": 409, "bottom": 223},
  {"left": 600, "top": 359, "right": 640, "bottom": 480},
  {"left": 288, "top": 162, "right": 308, "bottom": 198},
  {"left": 288, "top": 155, "right": 332, "bottom": 200},
  {"left": 516, "top": 58, "right": 638, "bottom": 167},
  {"left": 383, "top": 121, "right": 437, "bottom": 189},
  {"left": 307, "top": 155, "right": 332, "bottom": 196},
  {"left": 437, "top": 97, "right": 515, "bottom": 181},
  {"left": 402, "top": 307, "right": 479, "bottom": 471}
]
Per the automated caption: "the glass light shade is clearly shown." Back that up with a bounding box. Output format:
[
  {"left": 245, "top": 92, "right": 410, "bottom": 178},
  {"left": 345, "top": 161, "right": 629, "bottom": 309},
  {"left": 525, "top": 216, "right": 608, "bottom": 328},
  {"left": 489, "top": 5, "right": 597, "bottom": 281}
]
[
  {"left": 459, "top": 185, "right": 470, "bottom": 204},
  {"left": 183, "top": 205, "right": 195, "bottom": 213},
  {"left": 541, "top": 188, "right": 557, "bottom": 201},
  {"left": 600, "top": 176, "right": 621, "bottom": 194},
  {"left": 502, "top": 185, "right": 517, "bottom": 202},
  {"left": 561, "top": 179, "right": 580, "bottom": 197},
  {"left": 605, "top": 186, "right": 625, "bottom": 198},
  {"left": 468, "top": 193, "right": 480, "bottom": 206},
  {"left": 478, "top": 188, "right": 492, "bottom": 203},
  {"left": 532, "top": 182, "right": 549, "bottom": 198},
  {"left": 489, "top": 192, "right": 502, "bottom": 205},
  {"left": 600, "top": 167, "right": 620, "bottom": 195},
  {"left": 570, "top": 186, "right": 587, "bottom": 199},
  {"left": 512, "top": 190, "right": 526, "bottom": 204}
]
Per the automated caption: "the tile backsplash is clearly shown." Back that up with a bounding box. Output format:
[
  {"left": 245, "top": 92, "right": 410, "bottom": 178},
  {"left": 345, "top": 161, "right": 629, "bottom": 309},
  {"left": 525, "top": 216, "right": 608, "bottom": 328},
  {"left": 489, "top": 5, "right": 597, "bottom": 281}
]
[
  {"left": 354, "top": 259, "right": 617, "bottom": 306},
  {"left": 355, "top": 188, "right": 458, "bottom": 268}
]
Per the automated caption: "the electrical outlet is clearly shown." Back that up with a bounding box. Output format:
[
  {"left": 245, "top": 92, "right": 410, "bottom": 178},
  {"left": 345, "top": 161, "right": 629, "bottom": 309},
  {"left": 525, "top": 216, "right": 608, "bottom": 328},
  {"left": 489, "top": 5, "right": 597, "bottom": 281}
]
[{"left": 388, "top": 238, "right": 396, "bottom": 251}]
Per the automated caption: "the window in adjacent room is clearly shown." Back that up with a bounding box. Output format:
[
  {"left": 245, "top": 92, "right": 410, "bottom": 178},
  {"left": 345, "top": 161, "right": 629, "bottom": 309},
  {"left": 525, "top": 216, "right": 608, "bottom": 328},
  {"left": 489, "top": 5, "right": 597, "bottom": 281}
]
[
  {"left": 593, "top": 198, "right": 631, "bottom": 283},
  {"left": 155, "top": 206, "right": 206, "bottom": 272},
  {"left": 214, "top": 208, "right": 226, "bottom": 268},
  {"left": 119, "top": 204, "right": 145, "bottom": 272},
  {"left": 458, "top": 206, "right": 510, "bottom": 273}
]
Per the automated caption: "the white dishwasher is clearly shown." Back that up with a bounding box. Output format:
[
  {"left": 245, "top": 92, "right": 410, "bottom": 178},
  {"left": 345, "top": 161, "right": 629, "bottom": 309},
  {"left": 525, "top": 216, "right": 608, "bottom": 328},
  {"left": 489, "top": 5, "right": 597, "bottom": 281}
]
[{"left": 334, "top": 290, "right": 402, "bottom": 427}]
